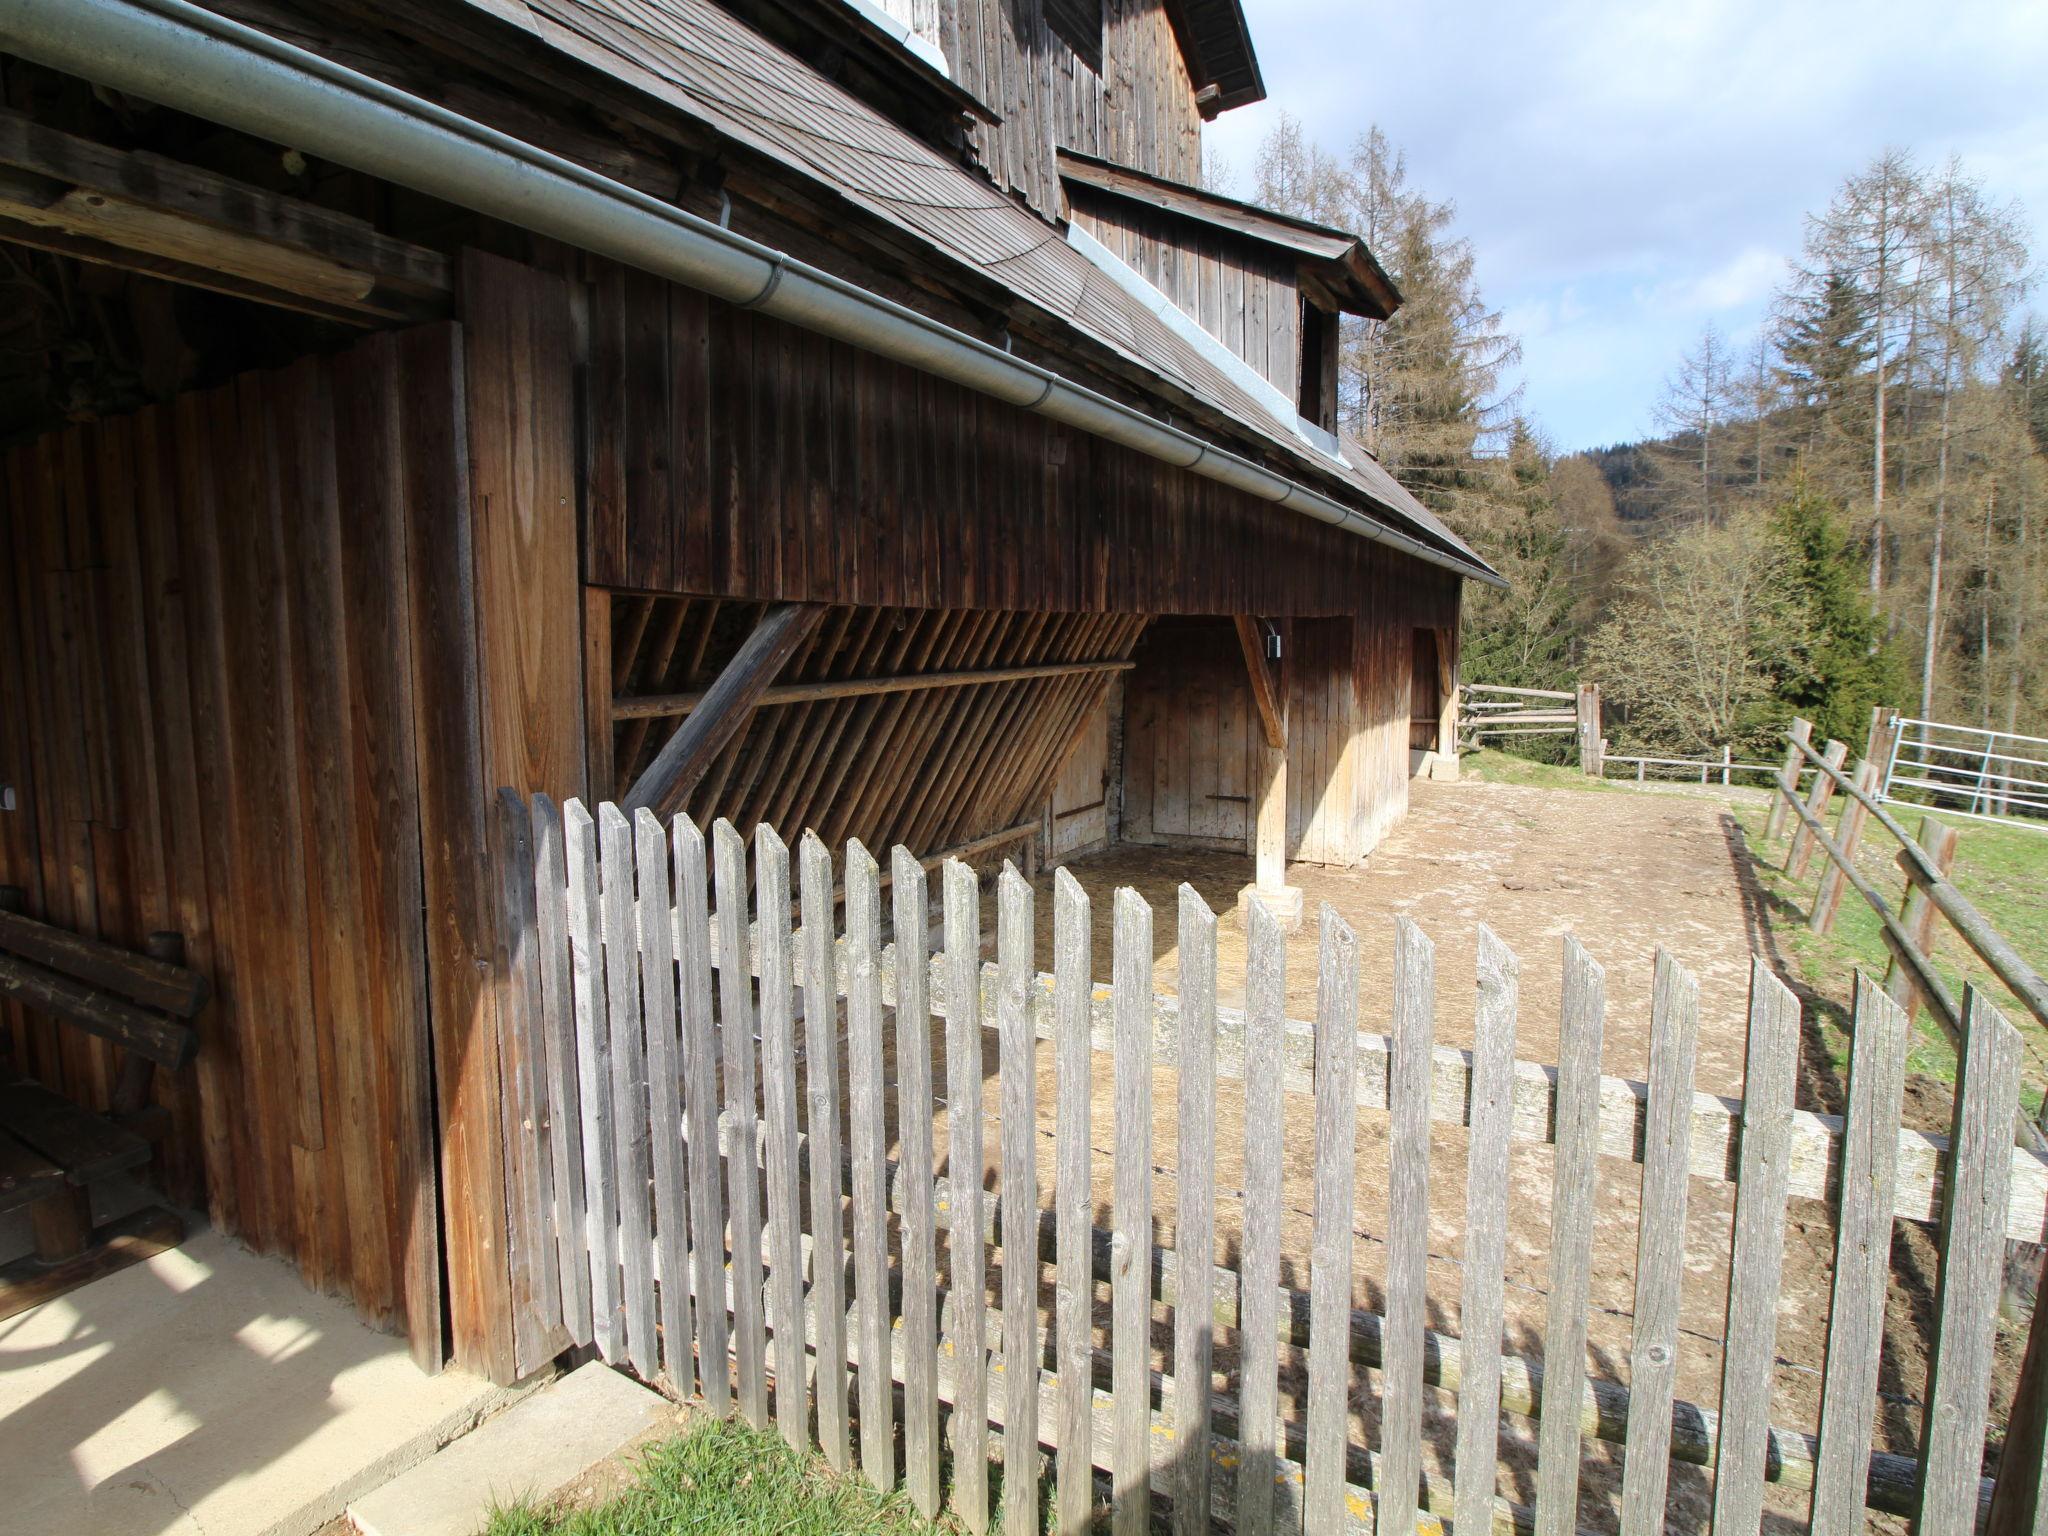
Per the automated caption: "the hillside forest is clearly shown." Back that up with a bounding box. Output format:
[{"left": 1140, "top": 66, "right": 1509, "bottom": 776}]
[{"left": 1231, "top": 124, "right": 2044, "bottom": 761}]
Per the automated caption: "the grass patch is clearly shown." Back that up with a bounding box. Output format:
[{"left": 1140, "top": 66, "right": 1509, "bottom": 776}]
[
  {"left": 483, "top": 1417, "right": 983, "bottom": 1536},
  {"left": 1731, "top": 799, "right": 2048, "bottom": 1115},
  {"left": 1460, "top": 747, "right": 1617, "bottom": 792}
]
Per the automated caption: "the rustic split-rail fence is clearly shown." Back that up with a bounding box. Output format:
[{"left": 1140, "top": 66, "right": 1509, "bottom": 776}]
[{"left": 486, "top": 790, "right": 2045, "bottom": 1534}]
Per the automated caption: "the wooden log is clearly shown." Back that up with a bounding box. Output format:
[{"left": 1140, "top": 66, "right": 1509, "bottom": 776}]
[
  {"left": 1535, "top": 938, "right": 1605, "bottom": 1536},
  {"left": 0, "top": 953, "right": 194, "bottom": 1067},
  {"left": 1918, "top": 992, "right": 2024, "bottom": 1536},
  {"left": 1710, "top": 960, "right": 1801, "bottom": 1534},
  {"left": 624, "top": 603, "right": 825, "bottom": 816},
  {"left": 1617, "top": 951, "right": 1701, "bottom": 1533},
  {"left": 942, "top": 857, "right": 988, "bottom": 1530},
  {"left": 802, "top": 833, "right": 848, "bottom": 1468},
  {"left": 1765, "top": 718, "right": 1813, "bottom": 842},
  {"left": 757, "top": 827, "right": 807, "bottom": 1450},
  {"left": 1173, "top": 884, "right": 1219, "bottom": 1536},
  {"left": 1455, "top": 926, "right": 1520, "bottom": 1536},
  {"left": 612, "top": 658, "right": 1135, "bottom": 719},
  {"left": 998, "top": 865, "right": 1040, "bottom": 1536},
  {"left": 1112, "top": 886, "right": 1154, "bottom": 1536},
  {"left": 0, "top": 907, "right": 206, "bottom": 1015},
  {"left": 1054, "top": 868, "right": 1095, "bottom": 1536},
  {"left": 1811, "top": 977, "right": 1910, "bottom": 1536},
  {"left": 1305, "top": 906, "right": 1360, "bottom": 1536}
]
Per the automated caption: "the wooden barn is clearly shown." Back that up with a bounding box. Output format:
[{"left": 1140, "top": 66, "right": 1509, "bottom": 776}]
[{"left": 0, "top": 0, "right": 1495, "bottom": 1380}]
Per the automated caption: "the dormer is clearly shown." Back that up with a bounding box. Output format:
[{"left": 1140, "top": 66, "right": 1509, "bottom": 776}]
[{"left": 1058, "top": 150, "right": 1400, "bottom": 432}]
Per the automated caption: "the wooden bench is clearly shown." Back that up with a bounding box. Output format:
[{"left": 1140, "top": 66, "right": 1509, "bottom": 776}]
[{"left": 0, "top": 887, "right": 204, "bottom": 1317}]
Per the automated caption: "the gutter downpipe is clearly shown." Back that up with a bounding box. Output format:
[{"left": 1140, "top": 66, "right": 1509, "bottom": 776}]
[{"left": 0, "top": 0, "right": 1504, "bottom": 588}]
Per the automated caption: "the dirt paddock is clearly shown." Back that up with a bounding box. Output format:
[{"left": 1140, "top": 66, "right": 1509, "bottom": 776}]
[{"left": 910, "top": 775, "right": 1958, "bottom": 1533}]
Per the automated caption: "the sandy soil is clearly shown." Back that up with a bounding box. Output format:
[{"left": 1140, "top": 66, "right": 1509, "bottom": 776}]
[{"left": 900, "top": 775, "right": 1982, "bottom": 1533}]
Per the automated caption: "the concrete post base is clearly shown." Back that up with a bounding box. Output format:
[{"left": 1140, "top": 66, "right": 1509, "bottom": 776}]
[{"left": 1236, "top": 881, "right": 1305, "bottom": 932}]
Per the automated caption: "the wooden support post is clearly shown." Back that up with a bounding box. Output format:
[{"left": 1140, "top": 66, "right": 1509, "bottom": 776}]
[
  {"left": 1233, "top": 618, "right": 1300, "bottom": 931},
  {"left": 622, "top": 603, "right": 825, "bottom": 817},
  {"left": 1766, "top": 719, "right": 1814, "bottom": 842},
  {"left": 1884, "top": 817, "right": 1959, "bottom": 1023},
  {"left": 1811, "top": 760, "right": 1880, "bottom": 936},
  {"left": 1576, "top": 684, "right": 1603, "bottom": 776}
]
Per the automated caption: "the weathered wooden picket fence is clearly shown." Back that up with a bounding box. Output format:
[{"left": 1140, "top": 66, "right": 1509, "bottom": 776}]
[{"left": 489, "top": 792, "right": 2043, "bottom": 1534}]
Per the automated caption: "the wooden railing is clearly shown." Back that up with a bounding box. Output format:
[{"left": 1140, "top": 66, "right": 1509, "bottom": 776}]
[
  {"left": 489, "top": 794, "right": 2038, "bottom": 1534},
  {"left": 1458, "top": 683, "right": 1603, "bottom": 775}
]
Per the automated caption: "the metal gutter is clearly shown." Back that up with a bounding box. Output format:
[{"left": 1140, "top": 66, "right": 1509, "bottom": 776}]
[{"left": 0, "top": 0, "right": 1504, "bottom": 588}]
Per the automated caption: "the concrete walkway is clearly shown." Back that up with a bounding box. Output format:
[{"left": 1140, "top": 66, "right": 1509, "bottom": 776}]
[{"left": 0, "top": 1227, "right": 519, "bottom": 1536}]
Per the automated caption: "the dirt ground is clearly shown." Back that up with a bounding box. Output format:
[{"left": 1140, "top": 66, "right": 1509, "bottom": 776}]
[{"left": 914, "top": 774, "right": 1964, "bottom": 1534}]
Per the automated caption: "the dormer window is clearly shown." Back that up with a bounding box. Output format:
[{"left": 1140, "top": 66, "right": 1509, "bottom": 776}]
[{"left": 1299, "top": 299, "right": 1340, "bottom": 434}]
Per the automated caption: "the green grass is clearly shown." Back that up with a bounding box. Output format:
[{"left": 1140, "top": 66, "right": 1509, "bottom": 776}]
[
  {"left": 482, "top": 1418, "right": 985, "bottom": 1536},
  {"left": 1460, "top": 747, "right": 1620, "bottom": 792}
]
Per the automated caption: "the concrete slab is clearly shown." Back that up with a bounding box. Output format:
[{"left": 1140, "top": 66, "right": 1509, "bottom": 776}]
[
  {"left": 349, "top": 1362, "right": 676, "bottom": 1536},
  {"left": 0, "top": 1227, "right": 522, "bottom": 1536}
]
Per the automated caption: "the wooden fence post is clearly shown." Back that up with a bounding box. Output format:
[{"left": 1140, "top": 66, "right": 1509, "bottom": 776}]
[
  {"left": 1576, "top": 684, "right": 1603, "bottom": 776},
  {"left": 1811, "top": 760, "right": 1881, "bottom": 935},
  {"left": 1786, "top": 739, "right": 1850, "bottom": 880},
  {"left": 1987, "top": 1249, "right": 2048, "bottom": 1536},
  {"left": 1766, "top": 719, "right": 1813, "bottom": 842},
  {"left": 1883, "top": 817, "right": 1959, "bottom": 1023}
]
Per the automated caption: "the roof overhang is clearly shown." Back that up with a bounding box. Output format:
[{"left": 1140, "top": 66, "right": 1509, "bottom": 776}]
[
  {"left": 1058, "top": 149, "right": 1400, "bottom": 320},
  {"left": 1162, "top": 0, "right": 1263, "bottom": 117}
]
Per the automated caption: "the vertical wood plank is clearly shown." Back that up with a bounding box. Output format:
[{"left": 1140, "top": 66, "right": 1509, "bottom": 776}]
[
  {"left": 1535, "top": 936, "right": 1606, "bottom": 1536},
  {"left": 599, "top": 802, "right": 656, "bottom": 1379},
  {"left": 635, "top": 807, "right": 694, "bottom": 1390},
  {"left": 1918, "top": 991, "right": 2024, "bottom": 1536},
  {"left": 1618, "top": 951, "right": 1700, "bottom": 1532},
  {"left": 1053, "top": 866, "right": 1094, "bottom": 1536},
  {"left": 846, "top": 839, "right": 894, "bottom": 1486},
  {"left": 564, "top": 799, "right": 620, "bottom": 1363},
  {"left": 1764, "top": 719, "right": 1812, "bottom": 842},
  {"left": 1454, "top": 925, "right": 1520, "bottom": 1536},
  {"left": 802, "top": 832, "right": 850, "bottom": 1466},
  {"left": 893, "top": 845, "right": 941, "bottom": 1516},
  {"left": 532, "top": 794, "right": 591, "bottom": 1347},
  {"left": 1811, "top": 975, "right": 1911, "bottom": 1536},
  {"left": 1111, "top": 885, "right": 1153, "bottom": 1536},
  {"left": 1173, "top": 883, "right": 1218, "bottom": 1536},
  {"left": 943, "top": 857, "right": 990, "bottom": 1531},
  {"left": 998, "top": 864, "right": 1040, "bottom": 1536},
  {"left": 757, "top": 825, "right": 806, "bottom": 1449},
  {"left": 1380, "top": 916, "right": 1435, "bottom": 1536},
  {"left": 1810, "top": 759, "right": 1880, "bottom": 935},
  {"left": 1305, "top": 905, "right": 1359, "bottom": 1535},
  {"left": 1884, "top": 818, "right": 1959, "bottom": 1023},
  {"left": 1709, "top": 959, "right": 1802, "bottom": 1535},
  {"left": 713, "top": 819, "right": 770, "bottom": 1427},
  {"left": 673, "top": 815, "right": 731, "bottom": 1415},
  {"left": 1785, "top": 739, "right": 1849, "bottom": 880}
]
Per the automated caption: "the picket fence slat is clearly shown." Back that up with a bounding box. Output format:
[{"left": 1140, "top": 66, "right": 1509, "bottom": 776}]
[
  {"left": 633, "top": 807, "right": 694, "bottom": 1391},
  {"left": 599, "top": 803, "right": 657, "bottom": 1380},
  {"left": 800, "top": 831, "right": 848, "bottom": 1469},
  {"left": 1173, "top": 884, "right": 1218, "bottom": 1536},
  {"left": 1810, "top": 974, "right": 1910, "bottom": 1535},
  {"left": 1235, "top": 896, "right": 1286, "bottom": 1536},
  {"left": 506, "top": 799, "right": 2019, "bottom": 1536},
  {"left": 1617, "top": 950, "right": 1700, "bottom": 1533},
  {"left": 1112, "top": 885, "right": 1154, "bottom": 1536},
  {"left": 893, "top": 847, "right": 941, "bottom": 1516},
  {"left": 943, "top": 857, "right": 990, "bottom": 1532},
  {"left": 1305, "top": 905, "right": 1361, "bottom": 1536},
  {"left": 999, "top": 864, "right": 1040, "bottom": 1536},
  {"left": 1534, "top": 938, "right": 1605, "bottom": 1536},
  {"left": 563, "top": 800, "right": 619, "bottom": 1364},
  {"left": 1454, "top": 924, "right": 1519, "bottom": 1536},
  {"left": 713, "top": 820, "right": 770, "bottom": 1428},
  {"left": 1380, "top": 915, "right": 1435, "bottom": 1536},
  {"left": 1053, "top": 868, "right": 1095, "bottom": 1536},
  {"left": 1710, "top": 959, "right": 1802, "bottom": 1535},
  {"left": 1918, "top": 991, "right": 2024, "bottom": 1536},
  {"left": 846, "top": 840, "right": 894, "bottom": 1486},
  {"left": 532, "top": 793, "right": 590, "bottom": 1346},
  {"left": 756, "top": 826, "right": 806, "bottom": 1448},
  {"left": 674, "top": 816, "right": 730, "bottom": 1417}
]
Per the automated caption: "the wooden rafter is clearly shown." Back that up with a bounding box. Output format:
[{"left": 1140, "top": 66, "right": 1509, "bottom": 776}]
[
  {"left": 0, "top": 112, "right": 450, "bottom": 324},
  {"left": 623, "top": 603, "right": 826, "bottom": 817}
]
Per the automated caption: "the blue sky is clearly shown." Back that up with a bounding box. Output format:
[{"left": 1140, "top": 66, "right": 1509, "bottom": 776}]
[{"left": 1202, "top": 0, "right": 2048, "bottom": 454}]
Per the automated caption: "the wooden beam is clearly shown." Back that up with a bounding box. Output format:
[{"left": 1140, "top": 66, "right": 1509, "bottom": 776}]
[
  {"left": 0, "top": 954, "right": 196, "bottom": 1068},
  {"left": 0, "top": 112, "right": 449, "bottom": 322},
  {"left": 624, "top": 603, "right": 826, "bottom": 817},
  {"left": 0, "top": 908, "right": 207, "bottom": 1016},
  {"left": 1233, "top": 616, "right": 1286, "bottom": 751},
  {"left": 613, "top": 657, "right": 1135, "bottom": 720}
]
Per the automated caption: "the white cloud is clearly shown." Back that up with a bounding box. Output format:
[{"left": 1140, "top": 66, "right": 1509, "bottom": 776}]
[{"left": 1207, "top": 0, "right": 2048, "bottom": 450}]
